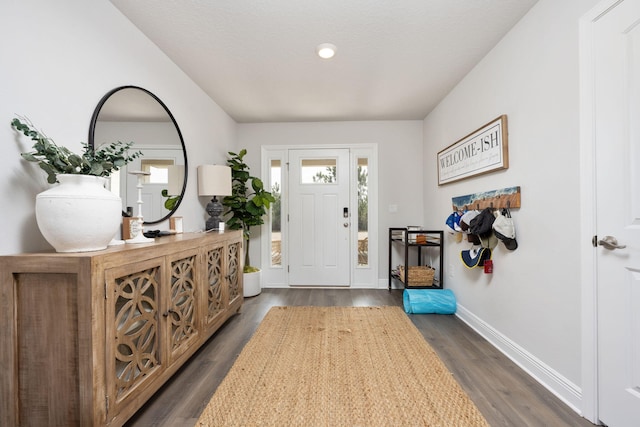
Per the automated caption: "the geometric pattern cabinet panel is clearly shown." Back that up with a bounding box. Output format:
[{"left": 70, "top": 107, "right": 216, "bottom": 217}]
[
  {"left": 0, "top": 231, "right": 243, "bottom": 427},
  {"left": 204, "top": 238, "right": 244, "bottom": 331},
  {"left": 105, "top": 257, "right": 164, "bottom": 413},
  {"left": 227, "top": 241, "right": 242, "bottom": 306},
  {"left": 166, "top": 249, "right": 200, "bottom": 363},
  {"left": 205, "top": 243, "right": 226, "bottom": 328}
]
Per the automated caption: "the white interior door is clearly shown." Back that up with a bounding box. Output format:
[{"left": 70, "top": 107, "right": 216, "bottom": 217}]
[
  {"left": 288, "top": 149, "right": 350, "bottom": 286},
  {"left": 594, "top": 1, "right": 640, "bottom": 425}
]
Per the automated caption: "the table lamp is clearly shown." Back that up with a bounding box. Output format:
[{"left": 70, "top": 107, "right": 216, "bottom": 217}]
[{"left": 197, "top": 165, "right": 232, "bottom": 230}]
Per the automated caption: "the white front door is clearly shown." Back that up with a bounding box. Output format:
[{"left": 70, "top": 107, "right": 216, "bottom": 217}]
[
  {"left": 594, "top": 1, "right": 640, "bottom": 425},
  {"left": 288, "top": 149, "right": 350, "bottom": 286},
  {"left": 121, "top": 147, "right": 184, "bottom": 222}
]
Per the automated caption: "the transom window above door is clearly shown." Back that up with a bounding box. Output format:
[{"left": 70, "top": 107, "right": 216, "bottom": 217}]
[{"left": 299, "top": 158, "right": 338, "bottom": 184}]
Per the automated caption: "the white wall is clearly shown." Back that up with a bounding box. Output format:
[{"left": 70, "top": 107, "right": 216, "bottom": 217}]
[
  {"left": 422, "top": 0, "right": 599, "bottom": 413},
  {"left": 0, "top": 0, "right": 236, "bottom": 255},
  {"left": 238, "top": 121, "right": 424, "bottom": 277}
]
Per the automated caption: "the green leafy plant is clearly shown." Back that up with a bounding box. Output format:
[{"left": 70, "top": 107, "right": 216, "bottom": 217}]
[
  {"left": 222, "top": 149, "right": 275, "bottom": 272},
  {"left": 11, "top": 116, "right": 141, "bottom": 184},
  {"left": 161, "top": 189, "right": 181, "bottom": 210}
]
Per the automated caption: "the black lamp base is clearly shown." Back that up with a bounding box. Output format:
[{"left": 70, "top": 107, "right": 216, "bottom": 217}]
[{"left": 205, "top": 196, "right": 224, "bottom": 230}]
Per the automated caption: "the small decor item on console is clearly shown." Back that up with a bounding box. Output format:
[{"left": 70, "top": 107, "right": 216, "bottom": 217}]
[
  {"left": 170, "top": 216, "right": 183, "bottom": 233},
  {"left": 126, "top": 171, "right": 154, "bottom": 244},
  {"left": 122, "top": 216, "right": 137, "bottom": 240},
  {"left": 142, "top": 229, "right": 177, "bottom": 238}
]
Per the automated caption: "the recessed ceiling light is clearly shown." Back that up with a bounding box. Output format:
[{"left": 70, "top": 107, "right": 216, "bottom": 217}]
[{"left": 317, "top": 43, "right": 337, "bottom": 59}]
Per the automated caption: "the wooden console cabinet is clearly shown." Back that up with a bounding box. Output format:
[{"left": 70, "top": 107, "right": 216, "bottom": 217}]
[{"left": 0, "top": 231, "right": 243, "bottom": 426}]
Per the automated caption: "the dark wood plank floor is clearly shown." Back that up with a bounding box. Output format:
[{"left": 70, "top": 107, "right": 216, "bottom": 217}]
[{"left": 125, "top": 289, "right": 594, "bottom": 427}]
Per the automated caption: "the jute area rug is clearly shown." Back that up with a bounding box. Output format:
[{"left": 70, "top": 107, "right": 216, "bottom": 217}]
[{"left": 197, "top": 306, "right": 489, "bottom": 426}]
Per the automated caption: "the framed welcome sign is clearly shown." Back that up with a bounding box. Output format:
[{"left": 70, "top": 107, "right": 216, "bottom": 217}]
[{"left": 437, "top": 115, "right": 508, "bottom": 185}]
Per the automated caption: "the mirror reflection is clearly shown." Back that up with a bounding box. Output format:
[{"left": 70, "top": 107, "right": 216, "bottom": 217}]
[{"left": 89, "top": 86, "right": 187, "bottom": 224}]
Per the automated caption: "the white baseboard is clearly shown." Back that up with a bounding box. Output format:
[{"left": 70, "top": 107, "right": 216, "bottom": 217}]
[
  {"left": 455, "top": 303, "right": 583, "bottom": 415},
  {"left": 378, "top": 278, "right": 401, "bottom": 289}
]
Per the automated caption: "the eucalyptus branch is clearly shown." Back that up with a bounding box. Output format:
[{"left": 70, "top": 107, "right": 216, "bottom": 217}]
[{"left": 11, "top": 116, "right": 142, "bottom": 184}]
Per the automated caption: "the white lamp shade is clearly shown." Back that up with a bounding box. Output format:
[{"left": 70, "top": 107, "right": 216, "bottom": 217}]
[
  {"left": 197, "top": 165, "right": 232, "bottom": 196},
  {"left": 167, "top": 165, "right": 184, "bottom": 196}
]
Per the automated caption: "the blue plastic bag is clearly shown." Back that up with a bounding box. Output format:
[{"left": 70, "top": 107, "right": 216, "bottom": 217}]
[{"left": 403, "top": 289, "right": 457, "bottom": 314}]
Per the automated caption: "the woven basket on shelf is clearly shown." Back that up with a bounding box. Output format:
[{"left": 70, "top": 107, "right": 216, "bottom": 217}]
[{"left": 398, "top": 265, "right": 435, "bottom": 286}]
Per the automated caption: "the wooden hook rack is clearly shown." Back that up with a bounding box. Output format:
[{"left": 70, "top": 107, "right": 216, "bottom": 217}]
[{"left": 452, "top": 186, "right": 521, "bottom": 211}]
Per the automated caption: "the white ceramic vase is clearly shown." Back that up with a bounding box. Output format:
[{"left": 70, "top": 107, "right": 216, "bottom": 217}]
[
  {"left": 35, "top": 174, "right": 122, "bottom": 252},
  {"left": 243, "top": 270, "right": 262, "bottom": 297}
]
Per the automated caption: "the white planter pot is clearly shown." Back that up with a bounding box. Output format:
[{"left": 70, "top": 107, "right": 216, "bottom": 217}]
[
  {"left": 35, "top": 174, "right": 121, "bottom": 252},
  {"left": 243, "top": 270, "right": 262, "bottom": 297}
]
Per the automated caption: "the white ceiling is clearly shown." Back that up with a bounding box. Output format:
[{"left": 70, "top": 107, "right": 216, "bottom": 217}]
[{"left": 109, "top": 0, "right": 538, "bottom": 123}]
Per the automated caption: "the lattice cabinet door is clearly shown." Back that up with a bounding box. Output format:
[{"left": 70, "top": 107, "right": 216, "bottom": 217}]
[
  {"left": 204, "top": 241, "right": 228, "bottom": 329},
  {"left": 104, "top": 257, "right": 165, "bottom": 417},
  {"left": 165, "top": 248, "right": 201, "bottom": 363},
  {"left": 226, "top": 239, "right": 242, "bottom": 306}
]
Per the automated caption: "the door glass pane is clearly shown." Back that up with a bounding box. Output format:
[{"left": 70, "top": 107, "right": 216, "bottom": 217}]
[
  {"left": 357, "top": 158, "right": 368, "bottom": 266},
  {"left": 301, "top": 158, "right": 337, "bottom": 184},
  {"left": 270, "top": 159, "right": 282, "bottom": 267},
  {"left": 141, "top": 159, "right": 173, "bottom": 184}
]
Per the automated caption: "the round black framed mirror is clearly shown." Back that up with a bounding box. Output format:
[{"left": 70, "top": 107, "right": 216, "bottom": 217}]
[{"left": 89, "top": 86, "right": 187, "bottom": 225}]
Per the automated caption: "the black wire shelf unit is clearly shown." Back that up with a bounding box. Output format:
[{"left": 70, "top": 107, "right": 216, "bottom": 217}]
[{"left": 388, "top": 228, "right": 444, "bottom": 290}]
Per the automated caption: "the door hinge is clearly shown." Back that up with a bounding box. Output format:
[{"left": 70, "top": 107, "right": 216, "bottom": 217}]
[
  {"left": 105, "top": 396, "right": 109, "bottom": 413},
  {"left": 288, "top": 265, "right": 290, "bottom": 273},
  {"left": 104, "top": 281, "right": 108, "bottom": 299}
]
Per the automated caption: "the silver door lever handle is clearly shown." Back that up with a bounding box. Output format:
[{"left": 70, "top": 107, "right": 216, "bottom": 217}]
[{"left": 597, "top": 235, "right": 626, "bottom": 250}]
